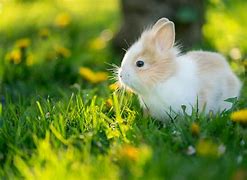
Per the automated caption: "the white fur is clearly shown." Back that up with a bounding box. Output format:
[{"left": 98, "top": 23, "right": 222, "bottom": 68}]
[
  {"left": 139, "top": 54, "right": 241, "bottom": 120},
  {"left": 120, "top": 51, "right": 241, "bottom": 121},
  {"left": 140, "top": 56, "right": 199, "bottom": 119}
]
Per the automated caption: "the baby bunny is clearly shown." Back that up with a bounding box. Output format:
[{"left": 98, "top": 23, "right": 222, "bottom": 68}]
[{"left": 118, "top": 18, "right": 242, "bottom": 120}]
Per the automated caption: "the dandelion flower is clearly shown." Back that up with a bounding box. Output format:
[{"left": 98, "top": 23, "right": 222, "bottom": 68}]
[
  {"left": 119, "top": 144, "right": 152, "bottom": 164},
  {"left": 106, "top": 98, "right": 113, "bottom": 108},
  {"left": 79, "top": 67, "right": 95, "bottom": 81},
  {"left": 79, "top": 67, "right": 108, "bottom": 84},
  {"left": 196, "top": 139, "right": 219, "bottom": 157},
  {"left": 89, "top": 37, "right": 106, "bottom": 50},
  {"left": 55, "top": 46, "right": 71, "bottom": 58},
  {"left": 97, "top": 72, "right": 109, "bottom": 81},
  {"left": 230, "top": 109, "right": 247, "bottom": 124},
  {"left": 6, "top": 49, "right": 22, "bottom": 64},
  {"left": 39, "top": 28, "right": 50, "bottom": 39},
  {"left": 109, "top": 82, "right": 120, "bottom": 91},
  {"left": 191, "top": 122, "right": 200, "bottom": 136},
  {"left": 54, "top": 12, "right": 71, "bottom": 27},
  {"left": 120, "top": 145, "right": 139, "bottom": 161},
  {"left": 15, "top": 38, "right": 31, "bottom": 49}
]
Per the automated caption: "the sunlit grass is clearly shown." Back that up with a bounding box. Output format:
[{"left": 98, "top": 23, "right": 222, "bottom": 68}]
[{"left": 1, "top": 89, "right": 246, "bottom": 179}]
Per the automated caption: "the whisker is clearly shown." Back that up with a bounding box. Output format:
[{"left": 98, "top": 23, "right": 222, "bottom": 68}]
[
  {"left": 122, "top": 48, "right": 127, "bottom": 52},
  {"left": 106, "top": 64, "right": 120, "bottom": 80},
  {"left": 107, "top": 68, "right": 118, "bottom": 74},
  {"left": 105, "top": 64, "right": 119, "bottom": 70},
  {"left": 108, "top": 76, "right": 118, "bottom": 81},
  {"left": 124, "top": 39, "right": 130, "bottom": 48}
]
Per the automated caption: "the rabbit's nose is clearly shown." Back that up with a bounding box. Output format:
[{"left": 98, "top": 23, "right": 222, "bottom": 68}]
[{"left": 119, "top": 69, "right": 123, "bottom": 78}]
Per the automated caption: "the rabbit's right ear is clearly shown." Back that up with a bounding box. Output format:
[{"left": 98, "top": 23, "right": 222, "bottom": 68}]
[
  {"left": 153, "top": 21, "right": 175, "bottom": 51},
  {"left": 152, "top": 18, "right": 169, "bottom": 31}
]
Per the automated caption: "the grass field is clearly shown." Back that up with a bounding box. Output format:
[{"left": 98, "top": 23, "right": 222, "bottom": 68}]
[{"left": 0, "top": 0, "right": 247, "bottom": 179}]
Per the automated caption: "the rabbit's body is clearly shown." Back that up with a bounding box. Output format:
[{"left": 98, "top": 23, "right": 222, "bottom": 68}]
[
  {"left": 139, "top": 51, "right": 241, "bottom": 119},
  {"left": 188, "top": 51, "right": 241, "bottom": 112},
  {"left": 118, "top": 18, "right": 241, "bottom": 121}
]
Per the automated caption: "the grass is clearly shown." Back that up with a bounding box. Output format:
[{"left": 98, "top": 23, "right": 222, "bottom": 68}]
[{"left": 0, "top": 0, "right": 247, "bottom": 179}]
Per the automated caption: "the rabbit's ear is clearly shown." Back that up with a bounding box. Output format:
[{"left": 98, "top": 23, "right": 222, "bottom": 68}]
[
  {"left": 152, "top": 18, "right": 169, "bottom": 31},
  {"left": 154, "top": 21, "right": 175, "bottom": 51}
]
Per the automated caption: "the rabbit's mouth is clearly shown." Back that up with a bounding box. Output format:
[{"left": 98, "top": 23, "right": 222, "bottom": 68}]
[
  {"left": 118, "top": 68, "right": 143, "bottom": 93},
  {"left": 118, "top": 75, "right": 136, "bottom": 92},
  {"left": 118, "top": 75, "right": 131, "bottom": 89},
  {"left": 118, "top": 68, "right": 130, "bottom": 86}
]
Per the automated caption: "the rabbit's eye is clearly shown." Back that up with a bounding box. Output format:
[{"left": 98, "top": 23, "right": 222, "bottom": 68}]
[{"left": 136, "top": 60, "right": 144, "bottom": 67}]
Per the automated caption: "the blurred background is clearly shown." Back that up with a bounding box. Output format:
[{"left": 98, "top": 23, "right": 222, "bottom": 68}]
[{"left": 0, "top": 0, "right": 246, "bottom": 98}]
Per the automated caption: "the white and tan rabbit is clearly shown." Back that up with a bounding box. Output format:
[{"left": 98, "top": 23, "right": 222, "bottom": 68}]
[{"left": 118, "top": 18, "right": 242, "bottom": 120}]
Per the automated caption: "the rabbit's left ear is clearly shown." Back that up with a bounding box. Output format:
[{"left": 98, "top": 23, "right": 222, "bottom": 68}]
[
  {"left": 152, "top": 18, "right": 169, "bottom": 31},
  {"left": 153, "top": 21, "right": 175, "bottom": 51}
]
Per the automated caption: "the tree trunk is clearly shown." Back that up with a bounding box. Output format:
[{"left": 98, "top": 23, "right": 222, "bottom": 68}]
[{"left": 113, "top": 0, "right": 205, "bottom": 52}]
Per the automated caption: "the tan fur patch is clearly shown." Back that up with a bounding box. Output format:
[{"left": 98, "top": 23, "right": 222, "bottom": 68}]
[
  {"left": 133, "top": 30, "right": 177, "bottom": 87},
  {"left": 138, "top": 59, "right": 177, "bottom": 87},
  {"left": 187, "top": 51, "right": 228, "bottom": 74}
]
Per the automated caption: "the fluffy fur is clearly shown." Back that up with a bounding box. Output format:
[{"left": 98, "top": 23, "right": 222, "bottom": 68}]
[{"left": 118, "top": 18, "right": 242, "bottom": 121}]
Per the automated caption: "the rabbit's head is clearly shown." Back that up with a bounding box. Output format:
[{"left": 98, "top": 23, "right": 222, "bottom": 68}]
[{"left": 118, "top": 18, "right": 179, "bottom": 94}]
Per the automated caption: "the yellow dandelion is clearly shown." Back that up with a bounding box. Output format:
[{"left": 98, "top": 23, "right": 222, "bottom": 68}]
[
  {"left": 196, "top": 139, "right": 218, "bottom": 157},
  {"left": 79, "top": 67, "right": 108, "bottom": 84},
  {"left": 79, "top": 67, "right": 95, "bottom": 82},
  {"left": 191, "top": 122, "right": 200, "bottom": 136},
  {"left": 120, "top": 145, "right": 139, "bottom": 161},
  {"left": 119, "top": 144, "right": 152, "bottom": 164},
  {"left": 109, "top": 82, "right": 120, "bottom": 91},
  {"left": 39, "top": 28, "right": 50, "bottom": 39},
  {"left": 6, "top": 49, "right": 22, "bottom": 64},
  {"left": 231, "top": 109, "right": 247, "bottom": 124},
  {"left": 55, "top": 46, "right": 71, "bottom": 58},
  {"left": 15, "top": 38, "right": 31, "bottom": 49},
  {"left": 106, "top": 98, "right": 113, "bottom": 108},
  {"left": 97, "top": 72, "right": 109, "bottom": 81},
  {"left": 89, "top": 37, "right": 106, "bottom": 50},
  {"left": 54, "top": 12, "right": 71, "bottom": 27}
]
